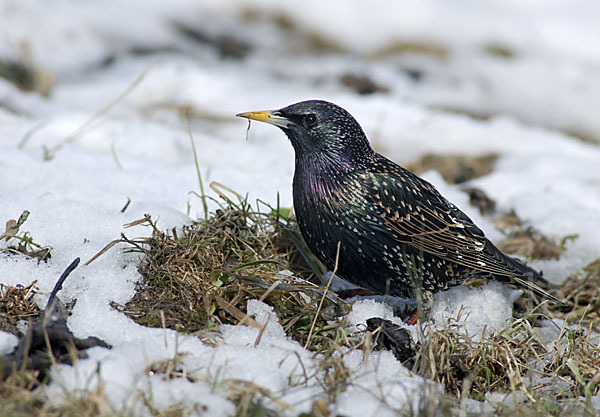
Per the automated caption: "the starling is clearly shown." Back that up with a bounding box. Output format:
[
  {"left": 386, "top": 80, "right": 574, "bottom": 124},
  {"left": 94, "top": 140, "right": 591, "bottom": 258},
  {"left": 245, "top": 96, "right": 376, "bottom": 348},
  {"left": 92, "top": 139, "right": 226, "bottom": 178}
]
[{"left": 237, "top": 100, "right": 563, "bottom": 306}]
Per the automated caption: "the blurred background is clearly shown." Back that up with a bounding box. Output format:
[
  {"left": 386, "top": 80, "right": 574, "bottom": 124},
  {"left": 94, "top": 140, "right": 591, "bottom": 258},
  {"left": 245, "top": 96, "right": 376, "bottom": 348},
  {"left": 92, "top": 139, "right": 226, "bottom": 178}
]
[{"left": 2, "top": 0, "right": 599, "bottom": 141}]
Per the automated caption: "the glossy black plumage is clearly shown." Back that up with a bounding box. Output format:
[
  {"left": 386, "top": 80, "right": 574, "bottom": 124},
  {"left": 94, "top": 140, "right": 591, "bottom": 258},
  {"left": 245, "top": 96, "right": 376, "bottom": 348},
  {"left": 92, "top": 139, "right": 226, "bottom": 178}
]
[{"left": 237, "top": 100, "right": 562, "bottom": 305}]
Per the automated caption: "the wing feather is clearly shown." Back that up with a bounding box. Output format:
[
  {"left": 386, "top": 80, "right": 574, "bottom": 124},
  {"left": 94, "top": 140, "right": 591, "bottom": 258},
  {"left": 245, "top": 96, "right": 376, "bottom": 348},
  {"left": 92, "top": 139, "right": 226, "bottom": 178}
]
[{"left": 365, "top": 167, "right": 531, "bottom": 279}]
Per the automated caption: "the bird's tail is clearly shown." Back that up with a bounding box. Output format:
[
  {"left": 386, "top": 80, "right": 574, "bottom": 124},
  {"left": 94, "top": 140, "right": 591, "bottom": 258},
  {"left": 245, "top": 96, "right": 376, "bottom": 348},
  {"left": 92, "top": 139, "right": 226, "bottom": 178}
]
[
  {"left": 483, "top": 242, "right": 565, "bottom": 306},
  {"left": 511, "top": 275, "right": 566, "bottom": 307},
  {"left": 502, "top": 253, "right": 566, "bottom": 306}
]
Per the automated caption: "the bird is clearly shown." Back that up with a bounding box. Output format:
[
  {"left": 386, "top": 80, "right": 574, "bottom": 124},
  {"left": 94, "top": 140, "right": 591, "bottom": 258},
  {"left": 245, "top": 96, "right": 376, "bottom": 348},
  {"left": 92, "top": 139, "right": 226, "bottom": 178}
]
[{"left": 236, "top": 100, "right": 564, "bottom": 308}]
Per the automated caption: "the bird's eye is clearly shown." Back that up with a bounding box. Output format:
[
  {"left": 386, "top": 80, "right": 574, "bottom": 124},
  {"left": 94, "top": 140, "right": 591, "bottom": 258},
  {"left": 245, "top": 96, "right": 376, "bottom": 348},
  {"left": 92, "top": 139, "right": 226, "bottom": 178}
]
[{"left": 303, "top": 114, "right": 317, "bottom": 128}]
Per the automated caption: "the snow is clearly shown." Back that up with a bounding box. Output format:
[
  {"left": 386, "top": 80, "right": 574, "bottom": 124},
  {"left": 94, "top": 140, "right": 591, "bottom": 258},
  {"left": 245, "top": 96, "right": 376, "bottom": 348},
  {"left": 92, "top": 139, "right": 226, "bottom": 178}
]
[
  {"left": 1, "top": 0, "right": 599, "bottom": 415},
  {"left": 0, "top": 331, "right": 18, "bottom": 356},
  {"left": 347, "top": 299, "right": 405, "bottom": 331},
  {"left": 429, "top": 282, "right": 522, "bottom": 339},
  {"left": 337, "top": 350, "right": 441, "bottom": 417}
]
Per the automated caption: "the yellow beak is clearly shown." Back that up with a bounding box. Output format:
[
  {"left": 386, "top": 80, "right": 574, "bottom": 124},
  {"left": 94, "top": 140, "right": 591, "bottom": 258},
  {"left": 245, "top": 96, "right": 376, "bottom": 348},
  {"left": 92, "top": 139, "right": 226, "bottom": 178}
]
[{"left": 236, "top": 110, "right": 292, "bottom": 129}]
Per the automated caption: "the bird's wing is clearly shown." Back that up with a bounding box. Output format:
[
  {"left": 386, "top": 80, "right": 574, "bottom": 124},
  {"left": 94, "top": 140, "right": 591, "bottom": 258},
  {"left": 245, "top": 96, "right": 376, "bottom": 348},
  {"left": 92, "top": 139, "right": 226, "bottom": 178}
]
[{"left": 364, "top": 168, "right": 528, "bottom": 278}]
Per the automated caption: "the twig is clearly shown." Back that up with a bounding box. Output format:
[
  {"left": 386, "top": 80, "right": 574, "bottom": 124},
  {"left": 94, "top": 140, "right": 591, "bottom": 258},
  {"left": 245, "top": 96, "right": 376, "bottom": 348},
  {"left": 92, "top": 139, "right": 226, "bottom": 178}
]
[{"left": 43, "top": 257, "right": 80, "bottom": 323}]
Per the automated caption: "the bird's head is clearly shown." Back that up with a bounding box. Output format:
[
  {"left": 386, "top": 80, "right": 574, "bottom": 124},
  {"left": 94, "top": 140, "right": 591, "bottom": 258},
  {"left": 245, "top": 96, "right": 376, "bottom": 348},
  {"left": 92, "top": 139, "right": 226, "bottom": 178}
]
[{"left": 237, "top": 100, "right": 373, "bottom": 165}]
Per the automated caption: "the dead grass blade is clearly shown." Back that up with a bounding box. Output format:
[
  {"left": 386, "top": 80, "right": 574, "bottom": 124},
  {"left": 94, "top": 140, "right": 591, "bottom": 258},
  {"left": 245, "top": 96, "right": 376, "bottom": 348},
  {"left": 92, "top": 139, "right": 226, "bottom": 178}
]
[{"left": 43, "top": 69, "right": 148, "bottom": 160}]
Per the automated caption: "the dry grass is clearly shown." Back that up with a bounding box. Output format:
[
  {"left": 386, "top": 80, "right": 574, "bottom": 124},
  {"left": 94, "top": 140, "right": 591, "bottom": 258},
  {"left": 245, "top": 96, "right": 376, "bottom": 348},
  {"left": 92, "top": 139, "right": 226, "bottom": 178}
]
[
  {"left": 0, "top": 282, "right": 41, "bottom": 335},
  {"left": 544, "top": 268, "right": 600, "bottom": 400},
  {"left": 408, "top": 317, "right": 599, "bottom": 416},
  {"left": 112, "top": 195, "right": 351, "bottom": 353},
  {"left": 145, "top": 352, "right": 195, "bottom": 383},
  {"left": 406, "top": 257, "right": 600, "bottom": 415},
  {"left": 106, "top": 194, "right": 365, "bottom": 414},
  {"left": 558, "top": 258, "right": 600, "bottom": 332},
  {"left": 1, "top": 355, "right": 195, "bottom": 417},
  {"left": 0, "top": 373, "right": 127, "bottom": 417},
  {"left": 546, "top": 326, "right": 600, "bottom": 398},
  {"left": 1, "top": 210, "right": 52, "bottom": 262},
  {"left": 412, "top": 318, "right": 547, "bottom": 399}
]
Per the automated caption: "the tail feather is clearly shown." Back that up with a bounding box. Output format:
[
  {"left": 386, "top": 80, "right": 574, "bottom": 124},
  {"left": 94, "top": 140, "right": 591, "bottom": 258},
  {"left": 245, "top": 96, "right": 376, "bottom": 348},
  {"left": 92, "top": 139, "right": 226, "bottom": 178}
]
[
  {"left": 496, "top": 249, "right": 566, "bottom": 306},
  {"left": 511, "top": 275, "right": 566, "bottom": 307}
]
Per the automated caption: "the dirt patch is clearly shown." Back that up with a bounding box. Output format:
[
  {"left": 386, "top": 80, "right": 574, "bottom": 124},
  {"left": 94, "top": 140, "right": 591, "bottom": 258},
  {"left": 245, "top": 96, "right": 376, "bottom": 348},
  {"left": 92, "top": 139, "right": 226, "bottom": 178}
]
[
  {"left": 407, "top": 153, "right": 499, "bottom": 184},
  {"left": 497, "top": 227, "right": 566, "bottom": 261},
  {"left": 463, "top": 187, "right": 497, "bottom": 215},
  {"left": 339, "top": 73, "right": 390, "bottom": 95}
]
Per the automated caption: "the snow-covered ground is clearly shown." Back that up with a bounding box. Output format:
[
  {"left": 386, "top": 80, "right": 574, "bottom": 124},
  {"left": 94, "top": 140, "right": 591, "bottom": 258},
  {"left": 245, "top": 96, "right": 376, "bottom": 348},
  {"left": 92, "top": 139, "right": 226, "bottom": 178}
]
[{"left": 1, "top": 1, "right": 599, "bottom": 415}]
